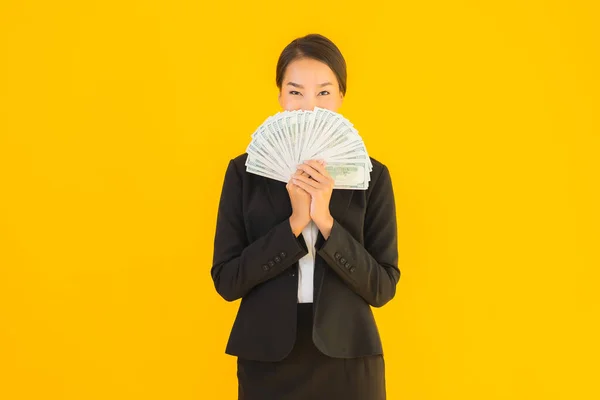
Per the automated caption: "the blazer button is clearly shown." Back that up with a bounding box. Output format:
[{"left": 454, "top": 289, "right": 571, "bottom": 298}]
[
  {"left": 268, "top": 260, "right": 275, "bottom": 267},
  {"left": 334, "top": 252, "right": 341, "bottom": 260},
  {"left": 340, "top": 257, "right": 346, "bottom": 264},
  {"left": 349, "top": 267, "right": 356, "bottom": 273},
  {"left": 280, "top": 251, "right": 287, "bottom": 258},
  {"left": 345, "top": 262, "right": 351, "bottom": 269},
  {"left": 262, "top": 264, "right": 269, "bottom": 271},
  {"left": 274, "top": 256, "right": 281, "bottom": 263}
]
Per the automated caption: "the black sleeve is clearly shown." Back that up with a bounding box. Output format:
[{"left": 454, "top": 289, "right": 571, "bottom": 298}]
[
  {"left": 211, "top": 159, "right": 309, "bottom": 302},
  {"left": 316, "top": 164, "right": 400, "bottom": 307}
]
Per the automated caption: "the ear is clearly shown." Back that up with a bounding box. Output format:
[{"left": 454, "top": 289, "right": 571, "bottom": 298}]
[{"left": 278, "top": 91, "right": 283, "bottom": 108}]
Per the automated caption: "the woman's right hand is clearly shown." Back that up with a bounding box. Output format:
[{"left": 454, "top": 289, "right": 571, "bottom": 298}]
[{"left": 287, "top": 169, "right": 311, "bottom": 237}]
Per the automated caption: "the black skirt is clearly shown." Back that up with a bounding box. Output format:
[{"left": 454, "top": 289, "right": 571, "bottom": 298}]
[{"left": 237, "top": 303, "right": 386, "bottom": 400}]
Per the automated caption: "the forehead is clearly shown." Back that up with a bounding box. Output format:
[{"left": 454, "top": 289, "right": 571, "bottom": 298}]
[{"left": 283, "top": 58, "right": 337, "bottom": 84}]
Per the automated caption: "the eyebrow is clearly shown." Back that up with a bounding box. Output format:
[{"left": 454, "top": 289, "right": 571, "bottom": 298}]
[{"left": 286, "top": 81, "right": 333, "bottom": 89}]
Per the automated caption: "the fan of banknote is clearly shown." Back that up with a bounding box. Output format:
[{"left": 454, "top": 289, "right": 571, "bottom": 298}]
[{"left": 245, "top": 106, "right": 372, "bottom": 190}]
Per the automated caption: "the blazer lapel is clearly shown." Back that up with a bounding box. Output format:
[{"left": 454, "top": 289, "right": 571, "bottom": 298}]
[{"left": 263, "top": 177, "right": 292, "bottom": 224}]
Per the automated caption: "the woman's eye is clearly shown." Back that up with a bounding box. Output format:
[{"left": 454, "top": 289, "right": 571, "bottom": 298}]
[
  {"left": 319, "top": 91, "right": 330, "bottom": 96},
  {"left": 289, "top": 91, "right": 301, "bottom": 95}
]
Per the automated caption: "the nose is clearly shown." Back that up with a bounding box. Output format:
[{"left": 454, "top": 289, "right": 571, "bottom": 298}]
[{"left": 302, "top": 97, "right": 317, "bottom": 111}]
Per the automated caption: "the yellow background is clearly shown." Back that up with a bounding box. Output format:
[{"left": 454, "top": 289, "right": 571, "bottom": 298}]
[{"left": 1, "top": 1, "right": 598, "bottom": 399}]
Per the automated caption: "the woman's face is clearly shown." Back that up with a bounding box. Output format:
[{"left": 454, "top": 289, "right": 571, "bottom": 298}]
[{"left": 278, "top": 57, "right": 344, "bottom": 112}]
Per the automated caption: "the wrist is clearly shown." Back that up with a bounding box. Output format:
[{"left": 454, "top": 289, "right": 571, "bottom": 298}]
[
  {"left": 314, "top": 214, "right": 334, "bottom": 239},
  {"left": 289, "top": 214, "right": 310, "bottom": 237}
]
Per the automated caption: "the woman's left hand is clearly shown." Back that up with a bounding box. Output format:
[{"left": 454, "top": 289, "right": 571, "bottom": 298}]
[{"left": 291, "top": 159, "right": 335, "bottom": 238}]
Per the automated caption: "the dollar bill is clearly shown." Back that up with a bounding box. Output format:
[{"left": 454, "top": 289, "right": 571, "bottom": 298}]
[{"left": 245, "top": 107, "right": 373, "bottom": 190}]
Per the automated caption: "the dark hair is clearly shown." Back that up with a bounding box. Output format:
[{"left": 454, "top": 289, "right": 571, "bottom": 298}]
[{"left": 276, "top": 33, "right": 347, "bottom": 96}]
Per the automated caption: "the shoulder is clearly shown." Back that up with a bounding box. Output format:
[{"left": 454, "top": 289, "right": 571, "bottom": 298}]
[
  {"left": 364, "top": 156, "right": 394, "bottom": 204},
  {"left": 368, "top": 156, "right": 387, "bottom": 175},
  {"left": 368, "top": 156, "right": 391, "bottom": 184},
  {"left": 219, "top": 153, "right": 249, "bottom": 178},
  {"left": 230, "top": 152, "right": 248, "bottom": 171}
]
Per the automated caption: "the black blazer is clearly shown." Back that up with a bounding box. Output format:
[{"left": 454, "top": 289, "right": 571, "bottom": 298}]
[{"left": 211, "top": 153, "right": 400, "bottom": 362}]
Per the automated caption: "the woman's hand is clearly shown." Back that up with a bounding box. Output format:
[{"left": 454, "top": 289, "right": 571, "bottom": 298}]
[
  {"left": 287, "top": 170, "right": 311, "bottom": 237},
  {"left": 291, "top": 160, "right": 335, "bottom": 239}
]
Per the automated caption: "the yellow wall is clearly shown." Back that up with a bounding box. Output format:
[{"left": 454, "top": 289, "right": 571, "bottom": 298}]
[{"left": 1, "top": 1, "right": 598, "bottom": 399}]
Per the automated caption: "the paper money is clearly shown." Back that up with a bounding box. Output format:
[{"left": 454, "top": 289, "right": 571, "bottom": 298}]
[{"left": 245, "top": 107, "right": 373, "bottom": 190}]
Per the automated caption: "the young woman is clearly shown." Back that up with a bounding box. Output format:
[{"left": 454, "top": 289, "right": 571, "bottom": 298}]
[{"left": 211, "top": 33, "right": 400, "bottom": 400}]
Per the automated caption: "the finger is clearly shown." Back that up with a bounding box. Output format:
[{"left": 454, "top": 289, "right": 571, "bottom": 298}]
[
  {"left": 309, "top": 160, "right": 334, "bottom": 183},
  {"left": 307, "top": 159, "right": 330, "bottom": 179},
  {"left": 292, "top": 170, "right": 311, "bottom": 185},
  {"left": 290, "top": 170, "right": 305, "bottom": 184},
  {"left": 290, "top": 182, "right": 309, "bottom": 194},
  {"left": 293, "top": 169, "right": 309, "bottom": 177},
  {"left": 291, "top": 177, "right": 317, "bottom": 195},
  {"left": 292, "top": 173, "right": 323, "bottom": 189},
  {"left": 297, "top": 163, "right": 326, "bottom": 183},
  {"left": 306, "top": 159, "right": 331, "bottom": 178}
]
